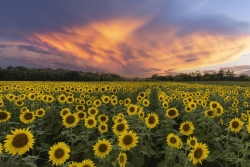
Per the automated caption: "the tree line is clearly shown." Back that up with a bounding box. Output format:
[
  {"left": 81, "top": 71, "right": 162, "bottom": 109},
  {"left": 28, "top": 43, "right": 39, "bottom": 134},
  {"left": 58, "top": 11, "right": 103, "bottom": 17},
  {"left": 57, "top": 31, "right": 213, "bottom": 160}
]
[
  {"left": 148, "top": 70, "right": 250, "bottom": 81},
  {"left": 0, "top": 66, "right": 126, "bottom": 81}
]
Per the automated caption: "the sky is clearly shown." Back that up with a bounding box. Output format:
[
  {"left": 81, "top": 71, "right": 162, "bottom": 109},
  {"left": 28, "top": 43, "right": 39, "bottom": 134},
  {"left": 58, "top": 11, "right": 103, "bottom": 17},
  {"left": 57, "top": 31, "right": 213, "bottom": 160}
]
[{"left": 0, "top": 0, "right": 250, "bottom": 77}]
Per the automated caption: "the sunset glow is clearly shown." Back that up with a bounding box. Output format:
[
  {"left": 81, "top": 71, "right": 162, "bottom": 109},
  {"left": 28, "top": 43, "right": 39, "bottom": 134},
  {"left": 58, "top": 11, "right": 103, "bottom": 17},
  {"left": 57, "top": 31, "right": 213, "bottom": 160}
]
[{"left": 1, "top": 0, "right": 250, "bottom": 77}]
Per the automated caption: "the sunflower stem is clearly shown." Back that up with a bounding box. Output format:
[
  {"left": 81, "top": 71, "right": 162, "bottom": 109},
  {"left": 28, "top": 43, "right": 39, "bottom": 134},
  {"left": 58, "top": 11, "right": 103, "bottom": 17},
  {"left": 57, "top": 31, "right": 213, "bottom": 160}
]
[{"left": 19, "top": 155, "right": 23, "bottom": 167}]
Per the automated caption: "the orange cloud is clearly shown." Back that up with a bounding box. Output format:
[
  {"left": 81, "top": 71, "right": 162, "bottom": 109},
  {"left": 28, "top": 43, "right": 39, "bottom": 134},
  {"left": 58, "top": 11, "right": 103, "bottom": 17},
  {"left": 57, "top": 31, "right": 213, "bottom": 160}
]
[{"left": 27, "top": 18, "right": 250, "bottom": 77}]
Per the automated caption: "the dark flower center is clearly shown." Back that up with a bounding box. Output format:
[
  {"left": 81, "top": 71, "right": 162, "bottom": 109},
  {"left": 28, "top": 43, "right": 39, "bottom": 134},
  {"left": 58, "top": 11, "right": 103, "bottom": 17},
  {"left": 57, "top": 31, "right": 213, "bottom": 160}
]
[
  {"left": 0, "top": 112, "right": 8, "bottom": 119},
  {"left": 119, "top": 155, "right": 125, "bottom": 163},
  {"left": 232, "top": 121, "right": 239, "bottom": 128},
  {"left": 88, "top": 119, "right": 94, "bottom": 125},
  {"left": 66, "top": 115, "right": 75, "bottom": 124},
  {"left": 123, "top": 135, "right": 133, "bottom": 145},
  {"left": 168, "top": 110, "right": 176, "bottom": 116},
  {"left": 99, "top": 144, "right": 107, "bottom": 152},
  {"left": 54, "top": 148, "right": 64, "bottom": 158},
  {"left": 12, "top": 134, "right": 28, "bottom": 148},
  {"left": 148, "top": 116, "right": 155, "bottom": 124},
  {"left": 194, "top": 148, "right": 203, "bottom": 158},
  {"left": 117, "top": 123, "right": 125, "bottom": 131},
  {"left": 170, "top": 137, "right": 177, "bottom": 144},
  {"left": 183, "top": 124, "right": 190, "bottom": 131},
  {"left": 24, "top": 112, "right": 33, "bottom": 120}
]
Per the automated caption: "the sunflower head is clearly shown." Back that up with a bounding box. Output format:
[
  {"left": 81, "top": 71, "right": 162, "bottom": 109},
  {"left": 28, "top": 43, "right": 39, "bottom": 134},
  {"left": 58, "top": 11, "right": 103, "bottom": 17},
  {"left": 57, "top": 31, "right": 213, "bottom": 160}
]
[
  {"left": 127, "top": 104, "right": 137, "bottom": 115},
  {"left": 85, "top": 116, "right": 97, "bottom": 129},
  {"left": 113, "top": 121, "right": 129, "bottom": 135},
  {"left": 118, "top": 152, "right": 127, "bottom": 167},
  {"left": 166, "top": 108, "right": 179, "bottom": 119},
  {"left": 179, "top": 121, "right": 194, "bottom": 136},
  {"left": 166, "top": 133, "right": 182, "bottom": 149},
  {"left": 62, "top": 114, "right": 79, "bottom": 128},
  {"left": 98, "top": 114, "right": 109, "bottom": 123},
  {"left": 188, "top": 142, "right": 210, "bottom": 165},
  {"left": 76, "top": 111, "right": 87, "bottom": 120},
  {"left": 98, "top": 123, "right": 108, "bottom": 134},
  {"left": 20, "top": 111, "right": 36, "bottom": 124},
  {"left": 0, "top": 110, "right": 11, "bottom": 123},
  {"left": 118, "top": 130, "right": 138, "bottom": 151},
  {"left": 229, "top": 117, "right": 244, "bottom": 132},
  {"left": 145, "top": 112, "right": 159, "bottom": 129},
  {"left": 4, "top": 128, "right": 35, "bottom": 155},
  {"left": 79, "top": 159, "right": 96, "bottom": 167},
  {"left": 93, "top": 138, "right": 112, "bottom": 158},
  {"left": 187, "top": 136, "right": 198, "bottom": 148},
  {"left": 88, "top": 107, "right": 99, "bottom": 117},
  {"left": 48, "top": 142, "right": 71, "bottom": 166}
]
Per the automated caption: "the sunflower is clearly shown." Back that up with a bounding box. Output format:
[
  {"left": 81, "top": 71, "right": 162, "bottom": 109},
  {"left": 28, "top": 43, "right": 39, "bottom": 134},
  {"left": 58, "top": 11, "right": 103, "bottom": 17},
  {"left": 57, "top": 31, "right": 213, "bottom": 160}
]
[
  {"left": 85, "top": 116, "right": 97, "bottom": 129},
  {"left": 15, "top": 100, "right": 24, "bottom": 107},
  {"left": 60, "top": 108, "right": 71, "bottom": 117},
  {"left": 184, "top": 105, "right": 192, "bottom": 113},
  {"left": 93, "top": 138, "right": 112, "bottom": 158},
  {"left": 113, "top": 121, "right": 129, "bottom": 135},
  {"left": 0, "top": 101, "right": 4, "bottom": 107},
  {"left": 142, "top": 99, "right": 150, "bottom": 107},
  {"left": 215, "top": 105, "right": 224, "bottom": 117},
  {"left": 68, "top": 161, "right": 79, "bottom": 167},
  {"left": 79, "top": 159, "right": 96, "bottom": 167},
  {"left": 204, "top": 109, "right": 216, "bottom": 118},
  {"left": 98, "top": 123, "right": 108, "bottom": 134},
  {"left": 20, "top": 111, "right": 36, "bottom": 124},
  {"left": 162, "top": 102, "right": 169, "bottom": 109},
  {"left": 138, "top": 111, "right": 145, "bottom": 120},
  {"left": 0, "top": 110, "right": 11, "bottom": 122},
  {"left": 209, "top": 101, "right": 219, "bottom": 110},
  {"left": 188, "top": 142, "right": 210, "bottom": 165},
  {"left": 186, "top": 136, "right": 198, "bottom": 148},
  {"left": 118, "top": 152, "right": 127, "bottom": 167},
  {"left": 127, "top": 104, "right": 137, "bottom": 115},
  {"left": 241, "top": 113, "right": 248, "bottom": 121},
  {"left": 166, "top": 108, "right": 179, "bottom": 119},
  {"left": 62, "top": 114, "right": 79, "bottom": 128},
  {"left": 76, "top": 105, "right": 85, "bottom": 112},
  {"left": 179, "top": 121, "right": 194, "bottom": 136},
  {"left": 123, "top": 98, "right": 131, "bottom": 107},
  {"left": 88, "top": 107, "right": 98, "bottom": 117},
  {"left": 145, "top": 112, "right": 159, "bottom": 129},
  {"left": 48, "top": 142, "right": 70, "bottom": 166},
  {"left": 98, "top": 114, "right": 109, "bottom": 123},
  {"left": 110, "top": 98, "right": 118, "bottom": 106},
  {"left": 66, "top": 96, "right": 74, "bottom": 104},
  {"left": 0, "top": 142, "right": 3, "bottom": 154},
  {"left": 4, "top": 128, "right": 35, "bottom": 155},
  {"left": 229, "top": 117, "right": 244, "bottom": 132},
  {"left": 118, "top": 130, "right": 138, "bottom": 151},
  {"left": 189, "top": 102, "right": 197, "bottom": 110},
  {"left": 35, "top": 108, "right": 46, "bottom": 118},
  {"left": 166, "top": 133, "right": 182, "bottom": 149},
  {"left": 76, "top": 111, "right": 87, "bottom": 120},
  {"left": 244, "top": 102, "right": 249, "bottom": 108},
  {"left": 101, "top": 95, "right": 110, "bottom": 104},
  {"left": 93, "top": 99, "right": 101, "bottom": 107}
]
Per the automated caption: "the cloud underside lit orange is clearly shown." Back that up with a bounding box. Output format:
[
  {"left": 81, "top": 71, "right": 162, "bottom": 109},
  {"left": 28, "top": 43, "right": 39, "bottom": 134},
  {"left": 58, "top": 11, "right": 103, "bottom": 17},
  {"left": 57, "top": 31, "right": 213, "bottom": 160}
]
[{"left": 29, "top": 18, "right": 250, "bottom": 77}]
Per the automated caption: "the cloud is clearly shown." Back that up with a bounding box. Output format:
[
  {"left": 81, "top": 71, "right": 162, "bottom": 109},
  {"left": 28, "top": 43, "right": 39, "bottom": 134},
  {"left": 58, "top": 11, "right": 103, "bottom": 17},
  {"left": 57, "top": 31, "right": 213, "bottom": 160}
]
[
  {"left": 1, "top": 0, "right": 250, "bottom": 77},
  {"left": 0, "top": 44, "right": 12, "bottom": 48},
  {"left": 220, "top": 65, "right": 250, "bottom": 71},
  {"left": 17, "top": 45, "right": 57, "bottom": 55}
]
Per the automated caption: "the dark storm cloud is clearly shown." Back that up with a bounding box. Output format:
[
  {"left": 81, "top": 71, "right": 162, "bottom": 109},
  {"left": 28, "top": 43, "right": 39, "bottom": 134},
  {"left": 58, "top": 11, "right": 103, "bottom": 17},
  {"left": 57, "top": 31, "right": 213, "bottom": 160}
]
[
  {"left": 17, "top": 45, "right": 55, "bottom": 55},
  {"left": 220, "top": 65, "right": 250, "bottom": 71},
  {"left": 185, "top": 58, "right": 199, "bottom": 62},
  {"left": 150, "top": 68, "right": 161, "bottom": 71},
  {"left": 0, "top": 44, "right": 12, "bottom": 48},
  {"left": 139, "top": 68, "right": 152, "bottom": 72}
]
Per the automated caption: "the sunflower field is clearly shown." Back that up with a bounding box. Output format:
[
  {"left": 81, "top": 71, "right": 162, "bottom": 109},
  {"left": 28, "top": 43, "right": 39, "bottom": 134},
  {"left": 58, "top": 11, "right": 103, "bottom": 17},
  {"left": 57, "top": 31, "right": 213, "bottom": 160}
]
[{"left": 0, "top": 81, "right": 250, "bottom": 167}]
